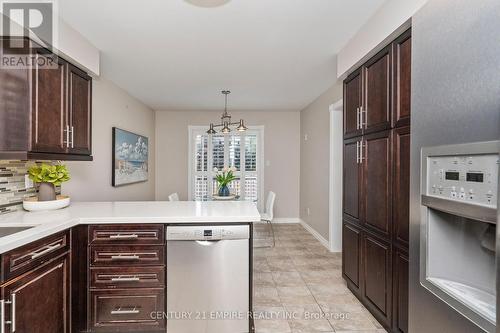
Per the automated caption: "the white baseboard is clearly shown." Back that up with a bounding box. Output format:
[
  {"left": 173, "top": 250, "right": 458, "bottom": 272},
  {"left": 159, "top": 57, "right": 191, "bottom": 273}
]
[
  {"left": 299, "top": 220, "right": 330, "bottom": 251},
  {"left": 271, "top": 218, "right": 301, "bottom": 224}
]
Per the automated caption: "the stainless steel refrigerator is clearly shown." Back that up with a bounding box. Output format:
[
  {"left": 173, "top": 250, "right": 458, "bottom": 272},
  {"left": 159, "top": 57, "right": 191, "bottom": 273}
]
[{"left": 409, "top": 0, "right": 500, "bottom": 332}]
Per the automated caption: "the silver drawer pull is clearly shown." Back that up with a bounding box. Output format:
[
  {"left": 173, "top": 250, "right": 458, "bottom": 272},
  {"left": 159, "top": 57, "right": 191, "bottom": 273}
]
[
  {"left": 110, "top": 255, "right": 140, "bottom": 261},
  {"left": 31, "top": 243, "right": 61, "bottom": 259},
  {"left": 109, "top": 234, "right": 139, "bottom": 240},
  {"left": 110, "top": 276, "right": 140, "bottom": 282},
  {"left": 111, "top": 307, "right": 140, "bottom": 315}
]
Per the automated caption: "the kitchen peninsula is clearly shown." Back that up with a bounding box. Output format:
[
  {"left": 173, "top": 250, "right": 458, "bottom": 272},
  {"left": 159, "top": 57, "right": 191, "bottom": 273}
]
[{"left": 0, "top": 201, "right": 260, "bottom": 333}]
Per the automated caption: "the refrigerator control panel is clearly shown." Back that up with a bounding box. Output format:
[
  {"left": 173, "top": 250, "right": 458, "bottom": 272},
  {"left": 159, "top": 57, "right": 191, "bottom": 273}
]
[{"left": 426, "top": 153, "right": 498, "bottom": 208}]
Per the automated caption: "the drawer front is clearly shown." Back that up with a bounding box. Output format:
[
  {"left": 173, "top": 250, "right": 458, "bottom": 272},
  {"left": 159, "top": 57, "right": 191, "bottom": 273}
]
[
  {"left": 1, "top": 230, "right": 70, "bottom": 282},
  {"left": 90, "top": 289, "right": 165, "bottom": 332},
  {"left": 89, "top": 225, "right": 164, "bottom": 245},
  {"left": 90, "top": 266, "right": 165, "bottom": 289},
  {"left": 90, "top": 246, "right": 164, "bottom": 267}
]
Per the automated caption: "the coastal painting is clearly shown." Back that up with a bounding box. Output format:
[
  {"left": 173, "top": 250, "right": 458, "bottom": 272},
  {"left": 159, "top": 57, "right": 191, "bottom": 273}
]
[{"left": 112, "top": 127, "right": 149, "bottom": 186}]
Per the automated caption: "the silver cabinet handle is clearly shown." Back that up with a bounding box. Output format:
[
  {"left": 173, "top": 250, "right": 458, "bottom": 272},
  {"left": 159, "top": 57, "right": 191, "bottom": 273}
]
[
  {"left": 359, "top": 140, "right": 366, "bottom": 163},
  {"left": 70, "top": 126, "right": 74, "bottom": 148},
  {"left": 356, "top": 107, "right": 360, "bottom": 130},
  {"left": 110, "top": 276, "right": 140, "bottom": 282},
  {"left": 2, "top": 295, "right": 14, "bottom": 333},
  {"left": 3, "top": 295, "right": 15, "bottom": 333},
  {"left": 0, "top": 300, "right": 4, "bottom": 333},
  {"left": 64, "top": 125, "right": 70, "bottom": 148},
  {"left": 109, "top": 234, "right": 139, "bottom": 240},
  {"left": 356, "top": 141, "right": 360, "bottom": 164},
  {"left": 360, "top": 106, "right": 367, "bottom": 128},
  {"left": 111, "top": 307, "right": 139, "bottom": 315},
  {"left": 10, "top": 294, "right": 15, "bottom": 332},
  {"left": 110, "top": 254, "right": 140, "bottom": 261},
  {"left": 31, "top": 243, "right": 61, "bottom": 260}
]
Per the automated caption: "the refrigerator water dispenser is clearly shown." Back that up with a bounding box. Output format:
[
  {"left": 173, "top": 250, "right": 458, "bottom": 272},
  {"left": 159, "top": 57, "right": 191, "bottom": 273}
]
[{"left": 420, "top": 141, "right": 499, "bottom": 333}]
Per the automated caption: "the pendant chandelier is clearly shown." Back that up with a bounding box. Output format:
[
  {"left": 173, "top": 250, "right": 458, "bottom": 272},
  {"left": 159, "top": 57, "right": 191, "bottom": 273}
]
[{"left": 207, "top": 90, "right": 247, "bottom": 134}]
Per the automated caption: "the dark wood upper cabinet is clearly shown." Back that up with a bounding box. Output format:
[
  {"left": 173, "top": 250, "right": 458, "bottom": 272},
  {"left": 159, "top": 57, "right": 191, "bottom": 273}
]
[
  {"left": 1, "top": 255, "right": 70, "bottom": 333},
  {"left": 392, "top": 29, "right": 412, "bottom": 128},
  {"left": 343, "top": 69, "right": 363, "bottom": 138},
  {"left": 363, "top": 232, "right": 391, "bottom": 325},
  {"left": 68, "top": 64, "right": 92, "bottom": 155},
  {"left": 392, "top": 248, "right": 409, "bottom": 333},
  {"left": 0, "top": 38, "right": 30, "bottom": 152},
  {"left": 342, "top": 222, "right": 361, "bottom": 290},
  {"left": 343, "top": 137, "right": 362, "bottom": 224},
  {"left": 362, "top": 130, "right": 392, "bottom": 236},
  {"left": 362, "top": 46, "right": 391, "bottom": 134},
  {"left": 31, "top": 49, "right": 67, "bottom": 154},
  {"left": 393, "top": 126, "right": 410, "bottom": 247},
  {"left": 0, "top": 37, "right": 92, "bottom": 161}
]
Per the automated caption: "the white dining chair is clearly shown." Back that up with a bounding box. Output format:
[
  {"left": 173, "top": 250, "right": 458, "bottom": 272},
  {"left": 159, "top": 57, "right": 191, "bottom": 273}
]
[
  {"left": 259, "top": 191, "right": 276, "bottom": 247},
  {"left": 168, "top": 193, "right": 179, "bottom": 201}
]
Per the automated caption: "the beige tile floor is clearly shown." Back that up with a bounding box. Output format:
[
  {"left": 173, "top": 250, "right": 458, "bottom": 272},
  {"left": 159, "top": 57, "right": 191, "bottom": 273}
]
[{"left": 253, "top": 223, "right": 387, "bottom": 333}]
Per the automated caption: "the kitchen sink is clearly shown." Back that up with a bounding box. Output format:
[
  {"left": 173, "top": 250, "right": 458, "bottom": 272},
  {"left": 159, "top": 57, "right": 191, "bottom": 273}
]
[{"left": 0, "top": 226, "right": 34, "bottom": 238}]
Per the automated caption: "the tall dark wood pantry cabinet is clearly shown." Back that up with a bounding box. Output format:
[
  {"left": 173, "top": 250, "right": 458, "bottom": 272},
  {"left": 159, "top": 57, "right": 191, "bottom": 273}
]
[{"left": 342, "top": 28, "right": 411, "bottom": 333}]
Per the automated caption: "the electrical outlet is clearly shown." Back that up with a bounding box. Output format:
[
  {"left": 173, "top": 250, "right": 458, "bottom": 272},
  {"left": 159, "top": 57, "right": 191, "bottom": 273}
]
[
  {"left": 306, "top": 208, "right": 311, "bottom": 216},
  {"left": 304, "top": 134, "right": 308, "bottom": 141},
  {"left": 24, "top": 174, "right": 34, "bottom": 189}
]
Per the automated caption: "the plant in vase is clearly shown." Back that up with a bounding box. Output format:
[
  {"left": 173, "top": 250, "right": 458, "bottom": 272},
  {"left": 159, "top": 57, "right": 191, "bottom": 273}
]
[
  {"left": 28, "top": 163, "right": 70, "bottom": 201},
  {"left": 214, "top": 166, "right": 236, "bottom": 197}
]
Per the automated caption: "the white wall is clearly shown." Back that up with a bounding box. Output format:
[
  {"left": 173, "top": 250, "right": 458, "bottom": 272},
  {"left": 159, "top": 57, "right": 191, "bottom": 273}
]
[
  {"left": 300, "top": 82, "right": 343, "bottom": 240},
  {"left": 56, "top": 20, "right": 100, "bottom": 75},
  {"left": 155, "top": 110, "right": 300, "bottom": 219},
  {"left": 64, "top": 78, "right": 155, "bottom": 201},
  {"left": 337, "top": 0, "right": 428, "bottom": 78}
]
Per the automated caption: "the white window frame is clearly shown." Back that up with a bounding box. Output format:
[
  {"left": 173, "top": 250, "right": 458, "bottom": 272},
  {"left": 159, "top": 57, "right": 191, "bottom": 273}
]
[{"left": 188, "top": 125, "right": 265, "bottom": 211}]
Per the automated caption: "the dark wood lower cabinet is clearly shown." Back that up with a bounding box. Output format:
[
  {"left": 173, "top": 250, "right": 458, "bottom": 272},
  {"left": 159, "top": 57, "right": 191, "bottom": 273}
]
[
  {"left": 342, "top": 222, "right": 361, "bottom": 290},
  {"left": 1, "top": 255, "right": 70, "bottom": 333},
  {"left": 90, "top": 289, "right": 165, "bottom": 332},
  {"left": 87, "top": 224, "right": 167, "bottom": 333},
  {"left": 362, "top": 232, "right": 391, "bottom": 325},
  {"left": 392, "top": 248, "right": 409, "bottom": 333}
]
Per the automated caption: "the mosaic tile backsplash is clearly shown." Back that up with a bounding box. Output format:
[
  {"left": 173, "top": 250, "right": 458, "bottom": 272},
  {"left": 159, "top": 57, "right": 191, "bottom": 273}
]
[{"left": 0, "top": 160, "right": 60, "bottom": 215}]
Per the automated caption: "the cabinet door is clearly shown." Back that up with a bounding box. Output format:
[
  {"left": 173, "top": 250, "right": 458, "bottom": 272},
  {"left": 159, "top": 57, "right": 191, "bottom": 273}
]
[
  {"left": 343, "top": 138, "right": 362, "bottom": 224},
  {"left": 392, "top": 248, "right": 409, "bottom": 333},
  {"left": 362, "top": 130, "right": 392, "bottom": 236},
  {"left": 342, "top": 222, "right": 361, "bottom": 290},
  {"left": 393, "top": 126, "right": 410, "bottom": 247},
  {"left": 392, "top": 29, "right": 412, "bottom": 128},
  {"left": 362, "top": 232, "right": 391, "bottom": 323},
  {"left": 68, "top": 64, "right": 92, "bottom": 155},
  {"left": 343, "top": 69, "right": 363, "bottom": 138},
  {"left": 0, "top": 38, "right": 30, "bottom": 151},
  {"left": 362, "top": 46, "right": 391, "bottom": 134},
  {"left": 31, "top": 50, "right": 67, "bottom": 154},
  {"left": 1, "top": 256, "right": 69, "bottom": 333}
]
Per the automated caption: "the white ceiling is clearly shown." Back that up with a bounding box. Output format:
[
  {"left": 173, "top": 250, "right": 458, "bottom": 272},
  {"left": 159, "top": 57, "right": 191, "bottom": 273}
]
[{"left": 59, "top": 0, "right": 385, "bottom": 111}]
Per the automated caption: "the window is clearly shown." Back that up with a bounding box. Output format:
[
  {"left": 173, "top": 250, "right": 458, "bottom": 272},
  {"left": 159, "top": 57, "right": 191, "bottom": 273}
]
[{"left": 189, "top": 126, "right": 264, "bottom": 208}]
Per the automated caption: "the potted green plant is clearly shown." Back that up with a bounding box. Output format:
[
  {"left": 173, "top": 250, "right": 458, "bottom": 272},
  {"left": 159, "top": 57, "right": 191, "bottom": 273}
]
[
  {"left": 214, "top": 166, "right": 236, "bottom": 196},
  {"left": 28, "top": 163, "right": 70, "bottom": 201}
]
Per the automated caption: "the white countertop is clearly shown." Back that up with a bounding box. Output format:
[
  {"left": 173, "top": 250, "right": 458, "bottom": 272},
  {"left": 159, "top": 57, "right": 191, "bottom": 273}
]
[{"left": 0, "top": 201, "right": 261, "bottom": 254}]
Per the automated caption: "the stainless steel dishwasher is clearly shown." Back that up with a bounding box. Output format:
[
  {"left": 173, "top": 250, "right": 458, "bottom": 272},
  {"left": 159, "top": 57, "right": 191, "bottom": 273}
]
[{"left": 166, "top": 224, "right": 250, "bottom": 333}]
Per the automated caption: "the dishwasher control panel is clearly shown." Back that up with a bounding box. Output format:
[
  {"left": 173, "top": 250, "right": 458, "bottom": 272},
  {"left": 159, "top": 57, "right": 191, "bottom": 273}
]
[{"left": 166, "top": 225, "right": 250, "bottom": 241}]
